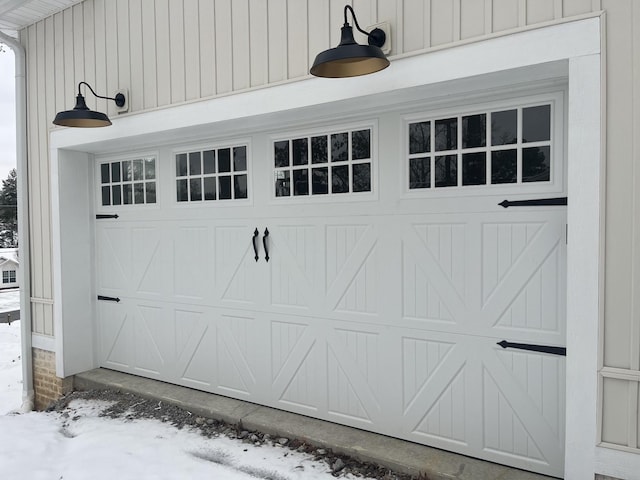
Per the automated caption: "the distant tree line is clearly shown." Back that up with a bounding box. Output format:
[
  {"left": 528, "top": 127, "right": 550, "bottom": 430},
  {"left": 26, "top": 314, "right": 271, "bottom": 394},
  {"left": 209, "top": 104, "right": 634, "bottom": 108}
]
[{"left": 0, "top": 169, "right": 17, "bottom": 247}]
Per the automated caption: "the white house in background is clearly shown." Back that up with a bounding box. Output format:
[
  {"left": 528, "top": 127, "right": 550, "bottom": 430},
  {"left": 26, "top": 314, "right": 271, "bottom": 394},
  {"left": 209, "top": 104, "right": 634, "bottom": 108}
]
[
  {"left": 0, "top": 248, "right": 18, "bottom": 289},
  {"left": 1, "top": 1, "right": 639, "bottom": 479}
]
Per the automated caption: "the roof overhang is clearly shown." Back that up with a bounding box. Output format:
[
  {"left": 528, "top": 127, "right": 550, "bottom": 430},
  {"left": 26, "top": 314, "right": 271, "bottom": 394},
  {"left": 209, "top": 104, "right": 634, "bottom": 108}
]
[{"left": 0, "top": 0, "right": 81, "bottom": 38}]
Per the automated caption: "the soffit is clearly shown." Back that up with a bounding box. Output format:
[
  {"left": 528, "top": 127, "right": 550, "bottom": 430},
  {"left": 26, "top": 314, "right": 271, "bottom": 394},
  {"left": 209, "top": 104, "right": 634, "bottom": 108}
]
[{"left": 0, "top": 0, "right": 81, "bottom": 38}]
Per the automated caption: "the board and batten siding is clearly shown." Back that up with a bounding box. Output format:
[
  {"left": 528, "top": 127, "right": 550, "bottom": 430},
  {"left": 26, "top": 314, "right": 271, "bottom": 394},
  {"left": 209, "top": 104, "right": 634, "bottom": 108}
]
[{"left": 20, "top": 0, "right": 640, "bottom": 463}]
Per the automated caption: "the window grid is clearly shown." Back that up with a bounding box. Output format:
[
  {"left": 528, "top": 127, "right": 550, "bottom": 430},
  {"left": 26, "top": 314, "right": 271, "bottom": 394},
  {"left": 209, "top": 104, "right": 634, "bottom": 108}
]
[
  {"left": 100, "top": 157, "right": 157, "bottom": 206},
  {"left": 2, "top": 270, "right": 16, "bottom": 283}
]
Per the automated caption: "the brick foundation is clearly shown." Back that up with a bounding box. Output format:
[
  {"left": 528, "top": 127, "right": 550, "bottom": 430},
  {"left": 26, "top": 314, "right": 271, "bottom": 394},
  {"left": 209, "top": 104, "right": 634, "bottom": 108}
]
[{"left": 32, "top": 348, "right": 73, "bottom": 410}]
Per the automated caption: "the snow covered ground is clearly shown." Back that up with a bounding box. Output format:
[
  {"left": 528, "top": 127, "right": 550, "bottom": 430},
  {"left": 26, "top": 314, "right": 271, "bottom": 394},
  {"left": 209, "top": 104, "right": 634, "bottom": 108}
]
[{"left": 0, "top": 291, "right": 377, "bottom": 480}]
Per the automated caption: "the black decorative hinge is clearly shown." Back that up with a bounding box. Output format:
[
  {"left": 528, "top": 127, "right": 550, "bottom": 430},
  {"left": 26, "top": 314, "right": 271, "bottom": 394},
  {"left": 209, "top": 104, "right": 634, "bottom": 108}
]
[
  {"left": 499, "top": 197, "right": 567, "bottom": 208},
  {"left": 497, "top": 340, "right": 566, "bottom": 356},
  {"left": 96, "top": 214, "right": 119, "bottom": 219},
  {"left": 97, "top": 295, "right": 121, "bottom": 303}
]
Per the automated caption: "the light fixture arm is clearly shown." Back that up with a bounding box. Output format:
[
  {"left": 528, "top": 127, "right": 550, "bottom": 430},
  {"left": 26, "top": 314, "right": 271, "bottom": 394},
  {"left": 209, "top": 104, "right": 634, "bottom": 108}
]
[
  {"left": 77, "top": 81, "right": 126, "bottom": 108},
  {"left": 342, "top": 5, "right": 386, "bottom": 48}
]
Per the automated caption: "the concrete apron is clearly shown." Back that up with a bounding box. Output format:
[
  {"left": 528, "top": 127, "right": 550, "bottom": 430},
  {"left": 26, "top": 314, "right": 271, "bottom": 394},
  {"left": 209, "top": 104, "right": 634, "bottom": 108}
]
[{"left": 74, "top": 369, "right": 556, "bottom": 480}]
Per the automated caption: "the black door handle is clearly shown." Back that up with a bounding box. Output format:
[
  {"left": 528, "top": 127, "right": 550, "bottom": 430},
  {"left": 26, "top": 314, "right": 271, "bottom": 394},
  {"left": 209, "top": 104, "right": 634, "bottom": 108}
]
[
  {"left": 252, "top": 228, "right": 259, "bottom": 262},
  {"left": 263, "top": 228, "right": 270, "bottom": 262}
]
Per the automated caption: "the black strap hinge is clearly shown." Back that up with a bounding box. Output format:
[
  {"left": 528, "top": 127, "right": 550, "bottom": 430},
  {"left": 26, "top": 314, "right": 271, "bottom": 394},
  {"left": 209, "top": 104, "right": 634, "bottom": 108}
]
[
  {"left": 497, "top": 340, "right": 566, "bottom": 356},
  {"left": 98, "top": 295, "right": 121, "bottom": 303},
  {"left": 499, "top": 197, "right": 567, "bottom": 208},
  {"left": 96, "top": 214, "right": 119, "bottom": 219}
]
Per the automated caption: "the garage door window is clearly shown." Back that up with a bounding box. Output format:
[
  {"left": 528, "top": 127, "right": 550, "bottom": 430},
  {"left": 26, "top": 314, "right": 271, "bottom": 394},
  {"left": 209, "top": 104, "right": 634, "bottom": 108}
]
[
  {"left": 274, "top": 128, "right": 372, "bottom": 197},
  {"left": 100, "top": 157, "right": 156, "bottom": 206},
  {"left": 408, "top": 104, "right": 551, "bottom": 190},
  {"left": 176, "top": 146, "right": 248, "bottom": 202}
]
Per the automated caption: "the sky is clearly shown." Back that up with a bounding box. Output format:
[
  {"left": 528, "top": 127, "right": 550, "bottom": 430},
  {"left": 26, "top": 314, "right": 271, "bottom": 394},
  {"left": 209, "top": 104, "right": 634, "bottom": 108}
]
[{"left": 0, "top": 45, "right": 16, "bottom": 183}]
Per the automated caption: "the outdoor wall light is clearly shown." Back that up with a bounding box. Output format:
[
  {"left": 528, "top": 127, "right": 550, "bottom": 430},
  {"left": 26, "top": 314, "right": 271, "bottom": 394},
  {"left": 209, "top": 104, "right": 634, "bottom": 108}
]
[
  {"left": 53, "top": 82, "right": 126, "bottom": 127},
  {"left": 310, "top": 5, "right": 389, "bottom": 78}
]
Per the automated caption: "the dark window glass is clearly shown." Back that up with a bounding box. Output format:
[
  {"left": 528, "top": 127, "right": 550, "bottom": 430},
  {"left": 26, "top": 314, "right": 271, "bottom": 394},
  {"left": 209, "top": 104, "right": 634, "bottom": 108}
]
[
  {"left": 462, "top": 152, "right": 486, "bottom": 186},
  {"left": 219, "top": 176, "right": 232, "bottom": 199},
  {"left": 101, "top": 186, "right": 110, "bottom": 205},
  {"left": 293, "top": 169, "right": 309, "bottom": 196},
  {"left": 409, "top": 157, "right": 430, "bottom": 189},
  {"left": 111, "top": 185, "right": 122, "bottom": 205},
  {"left": 145, "top": 159, "right": 155, "bottom": 180},
  {"left": 353, "top": 163, "right": 371, "bottom": 192},
  {"left": 145, "top": 182, "right": 156, "bottom": 203},
  {"left": 331, "top": 133, "right": 348, "bottom": 162},
  {"left": 275, "top": 171, "right": 290, "bottom": 197},
  {"left": 111, "top": 162, "right": 121, "bottom": 182},
  {"left": 218, "top": 148, "right": 231, "bottom": 173},
  {"left": 312, "top": 167, "right": 328, "bottom": 194},
  {"left": 352, "top": 130, "right": 370, "bottom": 160},
  {"left": 409, "top": 122, "right": 430, "bottom": 154},
  {"left": 101, "top": 163, "right": 110, "bottom": 184},
  {"left": 462, "top": 114, "right": 486, "bottom": 148},
  {"left": 133, "top": 159, "right": 144, "bottom": 181},
  {"left": 123, "top": 184, "right": 133, "bottom": 204},
  {"left": 123, "top": 161, "right": 132, "bottom": 181},
  {"left": 176, "top": 179, "right": 188, "bottom": 202},
  {"left": 203, "top": 150, "right": 216, "bottom": 174},
  {"left": 274, "top": 141, "right": 289, "bottom": 167},
  {"left": 204, "top": 177, "right": 216, "bottom": 200},
  {"left": 491, "top": 110, "right": 517, "bottom": 145},
  {"left": 523, "top": 146, "right": 550, "bottom": 182},
  {"left": 523, "top": 105, "right": 551, "bottom": 143},
  {"left": 435, "top": 155, "right": 457, "bottom": 187},
  {"left": 134, "top": 183, "right": 145, "bottom": 204},
  {"left": 189, "top": 152, "right": 201, "bottom": 175},
  {"left": 491, "top": 150, "right": 517, "bottom": 184},
  {"left": 190, "top": 178, "right": 202, "bottom": 201},
  {"left": 176, "top": 153, "right": 188, "bottom": 177},
  {"left": 234, "top": 146, "right": 247, "bottom": 171},
  {"left": 332, "top": 165, "right": 349, "bottom": 193},
  {"left": 311, "top": 136, "right": 328, "bottom": 164},
  {"left": 292, "top": 138, "right": 308, "bottom": 166},
  {"left": 435, "top": 118, "right": 457, "bottom": 151},
  {"left": 234, "top": 175, "right": 248, "bottom": 199}
]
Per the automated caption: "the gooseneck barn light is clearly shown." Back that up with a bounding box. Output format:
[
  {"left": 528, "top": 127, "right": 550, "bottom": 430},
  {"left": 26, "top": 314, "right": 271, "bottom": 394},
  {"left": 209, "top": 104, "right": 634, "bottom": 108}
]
[
  {"left": 310, "top": 5, "right": 389, "bottom": 78},
  {"left": 53, "top": 82, "right": 126, "bottom": 127}
]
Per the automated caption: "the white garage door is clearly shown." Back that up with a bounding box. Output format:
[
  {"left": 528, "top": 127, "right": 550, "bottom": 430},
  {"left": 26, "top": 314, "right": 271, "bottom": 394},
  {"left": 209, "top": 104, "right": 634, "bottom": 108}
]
[{"left": 95, "top": 94, "right": 566, "bottom": 477}]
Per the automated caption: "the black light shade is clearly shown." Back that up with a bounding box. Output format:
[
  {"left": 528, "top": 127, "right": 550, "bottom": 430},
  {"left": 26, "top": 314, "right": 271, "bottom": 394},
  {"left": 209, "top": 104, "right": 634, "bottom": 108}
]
[
  {"left": 53, "top": 82, "right": 126, "bottom": 128},
  {"left": 310, "top": 6, "right": 389, "bottom": 78}
]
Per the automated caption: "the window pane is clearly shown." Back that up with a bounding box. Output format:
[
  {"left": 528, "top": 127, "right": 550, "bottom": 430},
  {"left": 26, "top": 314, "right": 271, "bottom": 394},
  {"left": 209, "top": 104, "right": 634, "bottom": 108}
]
[
  {"left": 123, "top": 184, "right": 133, "bottom": 204},
  {"left": 111, "top": 162, "right": 121, "bottom": 182},
  {"left": 134, "top": 182, "right": 145, "bottom": 203},
  {"left": 523, "top": 146, "right": 550, "bottom": 182},
  {"left": 101, "top": 163, "right": 110, "bottom": 184},
  {"left": 491, "top": 150, "right": 517, "bottom": 184},
  {"left": 293, "top": 169, "right": 309, "bottom": 195},
  {"left": 145, "top": 182, "right": 156, "bottom": 203},
  {"left": 203, "top": 150, "right": 216, "bottom": 174},
  {"left": 274, "top": 141, "right": 289, "bottom": 167},
  {"left": 332, "top": 165, "right": 349, "bottom": 193},
  {"left": 145, "top": 158, "right": 156, "bottom": 180},
  {"left": 218, "top": 148, "right": 231, "bottom": 173},
  {"left": 435, "top": 155, "right": 457, "bottom": 187},
  {"left": 176, "top": 179, "right": 188, "bottom": 202},
  {"left": 409, "top": 122, "right": 430, "bottom": 154},
  {"left": 409, "top": 157, "right": 430, "bottom": 189},
  {"left": 312, "top": 167, "right": 328, "bottom": 194},
  {"left": 204, "top": 177, "right": 216, "bottom": 200},
  {"left": 523, "top": 105, "right": 551, "bottom": 143},
  {"left": 112, "top": 185, "right": 122, "bottom": 205},
  {"left": 219, "top": 176, "right": 232, "bottom": 199},
  {"left": 311, "top": 136, "right": 328, "bottom": 164},
  {"left": 101, "top": 186, "right": 110, "bottom": 205},
  {"left": 491, "top": 110, "right": 517, "bottom": 145},
  {"left": 331, "top": 133, "right": 348, "bottom": 162},
  {"left": 352, "top": 163, "right": 371, "bottom": 192},
  {"left": 292, "top": 138, "right": 308, "bottom": 166},
  {"left": 275, "top": 171, "right": 290, "bottom": 197},
  {"left": 176, "top": 153, "right": 188, "bottom": 177},
  {"left": 133, "top": 159, "right": 144, "bottom": 181},
  {"left": 190, "top": 178, "right": 202, "bottom": 201},
  {"left": 234, "top": 146, "right": 247, "bottom": 171},
  {"left": 234, "top": 175, "right": 248, "bottom": 199},
  {"left": 435, "top": 118, "right": 457, "bottom": 151},
  {"left": 462, "top": 152, "right": 486, "bottom": 186},
  {"left": 189, "top": 152, "right": 202, "bottom": 175},
  {"left": 352, "top": 130, "right": 370, "bottom": 160},
  {"left": 122, "top": 160, "right": 132, "bottom": 181},
  {"left": 462, "top": 114, "right": 486, "bottom": 148}
]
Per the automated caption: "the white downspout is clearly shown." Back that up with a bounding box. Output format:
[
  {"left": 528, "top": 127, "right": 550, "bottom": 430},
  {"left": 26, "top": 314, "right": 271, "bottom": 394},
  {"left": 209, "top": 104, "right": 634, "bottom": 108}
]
[{"left": 0, "top": 31, "right": 34, "bottom": 411}]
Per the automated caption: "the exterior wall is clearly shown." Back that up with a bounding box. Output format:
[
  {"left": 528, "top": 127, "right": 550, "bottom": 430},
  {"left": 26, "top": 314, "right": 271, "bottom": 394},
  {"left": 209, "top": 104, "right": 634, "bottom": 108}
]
[{"left": 32, "top": 348, "right": 72, "bottom": 410}]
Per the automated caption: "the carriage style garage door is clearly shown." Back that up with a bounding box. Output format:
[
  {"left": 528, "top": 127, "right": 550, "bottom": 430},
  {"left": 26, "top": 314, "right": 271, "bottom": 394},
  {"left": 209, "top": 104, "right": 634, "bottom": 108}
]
[{"left": 95, "top": 93, "right": 567, "bottom": 477}]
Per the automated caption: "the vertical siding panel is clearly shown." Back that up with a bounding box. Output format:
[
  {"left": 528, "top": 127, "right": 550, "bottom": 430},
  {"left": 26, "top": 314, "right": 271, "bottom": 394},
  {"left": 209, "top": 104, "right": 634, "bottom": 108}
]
[
  {"left": 492, "top": 0, "right": 519, "bottom": 32},
  {"left": 104, "top": 1, "right": 119, "bottom": 115},
  {"left": 83, "top": 1, "right": 96, "bottom": 111},
  {"left": 377, "top": 0, "right": 400, "bottom": 55},
  {"left": 287, "top": 0, "right": 308, "bottom": 79},
  {"left": 116, "top": 0, "right": 131, "bottom": 110},
  {"left": 562, "top": 0, "right": 594, "bottom": 17},
  {"left": 155, "top": 0, "right": 172, "bottom": 106},
  {"left": 632, "top": 0, "right": 640, "bottom": 375},
  {"left": 353, "top": 0, "right": 375, "bottom": 44},
  {"left": 485, "top": 0, "right": 493, "bottom": 32},
  {"left": 44, "top": 304, "right": 54, "bottom": 336},
  {"left": 526, "top": 0, "right": 555, "bottom": 25},
  {"left": 53, "top": 13, "right": 65, "bottom": 116},
  {"left": 141, "top": 0, "right": 158, "bottom": 108},
  {"left": 267, "top": 0, "right": 287, "bottom": 83},
  {"left": 215, "top": 0, "right": 233, "bottom": 94},
  {"left": 460, "top": 0, "right": 486, "bottom": 39},
  {"left": 403, "top": 0, "right": 425, "bottom": 52},
  {"left": 129, "top": 0, "right": 144, "bottom": 112},
  {"left": 93, "top": 0, "right": 108, "bottom": 116},
  {"left": 184, "top": 0, "right": 201, "bottom": 100},
  {"left": 232, "top": 0, "right": 251, "bottom": 89},
  {"left": 72, "top": 4, "right": 85, "bottom": 105},
  {"left": 199, "top": 0, "right": 216, "bottom": 97},
  {"left": 169, "top": 0, "right": 186, "bottom": 103},
  {"left": 329, "top": 0, "right": 348, "bottom": 49},
  {"left": 431, "top": 0, "right": 455, "bottom": 46},
  {"left": 45, "top": 17, "right": 55, "bottom": 132},
  {"left": 249, "top": 0, "right": 268, "bottom": 87}
]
